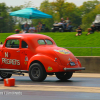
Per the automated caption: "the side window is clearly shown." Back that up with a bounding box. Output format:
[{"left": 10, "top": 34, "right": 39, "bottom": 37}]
[
  {"left": 45, "top": 39, "right": 53, "bottom": 45},
  {"left": 5, "top": 39, "right": 19, "bottom": 48},
  {"left": 38, "top": 40, "right": 45, "bottom": 45},
  {"left": 22, "top": 41, "right": 28, "bottom": 48}
]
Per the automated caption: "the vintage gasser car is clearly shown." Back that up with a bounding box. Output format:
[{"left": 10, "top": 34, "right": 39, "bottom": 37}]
[{"left": 0, "top": 34, "right": 85, "bottom": 82}]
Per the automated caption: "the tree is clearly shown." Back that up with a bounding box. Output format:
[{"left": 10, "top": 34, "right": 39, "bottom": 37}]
[
  {"left": 51, "top": 0, "right": 65, "bottom": 19},
  {"left": 81, "top": 3, "right": 100, "bottom": 31},
  {"left": 63, "top": 2, "right": 82, "bottom": 28},
  {"left": 0, "top": 3, "right": 9, "bottom": 32},
  {"left": 8, "top": 1, "right": 35, "bottom": 32},
  {"left": 79, "top": 0, "right": 100, "bottom": 15},
  {"left": 32, "top": 0, "right": 54, "bottom": 29}
]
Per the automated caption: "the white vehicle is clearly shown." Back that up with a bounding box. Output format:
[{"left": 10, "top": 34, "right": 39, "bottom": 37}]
[{"left": 92, "top": 14, "right": 100, "bottom": 31}]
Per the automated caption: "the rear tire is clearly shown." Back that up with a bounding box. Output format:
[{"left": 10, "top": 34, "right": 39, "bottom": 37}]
[
  {"left": 29, "top": 63, "right": 47, "bottom": 82},
  {"left": 55, "top": 72, "right": 73, "bottom": 81},
  {"left": 0, "top": 71, "right": 12, "bottom": 79}
]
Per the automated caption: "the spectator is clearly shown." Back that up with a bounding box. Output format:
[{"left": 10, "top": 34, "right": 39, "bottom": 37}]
[
  {"left": 28, "top": 24, "right": 35, "bottom": 33},
  {"left": 23, "top": 23, "right": 29, "bottom": 33},
  {"left": 65, "top": 17, "right": 71, "bottom": 24},
  {"left": 76, "top": 26, "right": 82, "bottom": 36},
  {"left": 37, "top": 22, "right": 42, "bottom": 32},
  {"left": 59, "top": 18, "right": 65, "bottom": 29},
  {"left": 86, "top": 24, "right": 97, "bottom": 35},
  {"left": 60, "top": 18, "right": 65, "bottom": 23},
  {"left": 65, "top": 17, "right": 71, "bottom": 28},
  {"left": 15, "top": 29, "right": 20, "bottom": 34}
]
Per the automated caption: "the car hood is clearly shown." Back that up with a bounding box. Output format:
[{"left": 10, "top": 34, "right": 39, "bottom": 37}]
[{"left": 36, "top": 46, "right": 77, "bottom": 66}]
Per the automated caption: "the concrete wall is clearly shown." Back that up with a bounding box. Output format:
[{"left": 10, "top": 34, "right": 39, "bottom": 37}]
[{"left": 76, "top": 56, "right": 100, "bottom": 73}]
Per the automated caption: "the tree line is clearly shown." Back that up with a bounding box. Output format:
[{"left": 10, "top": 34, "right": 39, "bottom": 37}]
[{"left": 0, "top": 0, "right": 100, "bottom": 33}]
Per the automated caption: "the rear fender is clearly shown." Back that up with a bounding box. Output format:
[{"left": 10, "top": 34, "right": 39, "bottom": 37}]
[
  {"left": 76, "top": 58, "right": 81, "bottom": 67},
  {"left": 28, "top": 54, "right": 60, "bottom": 72}
]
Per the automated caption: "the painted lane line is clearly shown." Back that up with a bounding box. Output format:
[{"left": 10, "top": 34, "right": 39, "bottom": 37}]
[{"left": 0, "top": 85, "right": 100, "bottom": 93}]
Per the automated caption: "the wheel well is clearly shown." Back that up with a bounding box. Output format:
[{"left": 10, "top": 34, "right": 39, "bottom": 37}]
[{"left": 29, "top": 60, "right": 45, "bottom": 70}]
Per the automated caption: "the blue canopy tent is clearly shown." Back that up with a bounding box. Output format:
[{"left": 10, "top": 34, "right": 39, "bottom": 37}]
[{"left": 9, "top": 7, "right": 52, "bottom": 19}]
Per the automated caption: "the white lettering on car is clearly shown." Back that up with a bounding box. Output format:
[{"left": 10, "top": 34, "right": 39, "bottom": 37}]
[
  {"left": 17, "top": 60, "right": 20, "bottom": 65},
  {"left": 5, "top": 52, "right": 8, "bottom": 58},
  {"left": 2, "top": 58, "right": 20, "bottom": 65},
  {"left": 2, "top": 58, "right": 5, "bottom": 63}
]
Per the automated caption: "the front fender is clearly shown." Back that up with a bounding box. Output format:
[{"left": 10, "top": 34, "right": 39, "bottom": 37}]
[{"left": 28, "top": 54, "right": 60, "bottom": 72}]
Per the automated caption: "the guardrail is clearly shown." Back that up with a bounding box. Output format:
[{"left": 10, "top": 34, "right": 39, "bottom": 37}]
[{"left": 63, "top": 47, "right": 100, "bottom": 56}]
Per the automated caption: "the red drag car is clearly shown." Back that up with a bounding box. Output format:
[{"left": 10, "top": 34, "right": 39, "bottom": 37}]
[{"left": 0, "top": 33, "right": 85, "bottom": 81}]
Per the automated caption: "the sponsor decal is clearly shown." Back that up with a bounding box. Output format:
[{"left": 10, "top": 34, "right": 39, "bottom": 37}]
[
  {"left": 2, "top": 52, "right": 20, "bottom": 65},
  {"left": 68, "top": 58, "right": 72, "bottom": 62},
  {"left": 24, "top": 61, "right": 27, "bottom": 65},
  {"left": 54, "top": 49, "right": 70, "bottom": 55},
  {"left": 48, "top": 67, "right": 53, "bottom": 71},
  {"left": 25, "top": 56, "right": 28, "bottom": 61}
]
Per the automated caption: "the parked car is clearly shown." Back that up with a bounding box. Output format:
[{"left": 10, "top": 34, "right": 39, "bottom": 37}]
[
  {"left": 0, "top": 34, "right": 85, "bottom": 82},
  {"left": 92, "top": 14, "right": 100, "bottom": 31}
]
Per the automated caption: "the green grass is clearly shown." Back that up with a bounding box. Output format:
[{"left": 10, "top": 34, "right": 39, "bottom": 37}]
[{"left": 0, "top": 32, "right": 100, "bottom": 56}]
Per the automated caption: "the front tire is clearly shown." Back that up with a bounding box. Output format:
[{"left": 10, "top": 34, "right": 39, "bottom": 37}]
[
  {"left": 55, "top": 72, "right": 73, "bottom": 81},
  {"left": 0, "top": 71, "right": 12, "bottom": 79},
  {"left": 29, "top": 63, "right": 47, "bottom": 82}
]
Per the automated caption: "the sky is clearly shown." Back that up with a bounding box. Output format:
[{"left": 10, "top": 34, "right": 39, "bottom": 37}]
[{"left": 0, "top": 0, "right": 92, "bottom": 7}]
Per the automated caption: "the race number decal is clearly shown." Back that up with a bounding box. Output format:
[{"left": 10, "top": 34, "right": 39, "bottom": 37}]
[{"left": 2, "top": 52, "right": 20, "bottom": 65}]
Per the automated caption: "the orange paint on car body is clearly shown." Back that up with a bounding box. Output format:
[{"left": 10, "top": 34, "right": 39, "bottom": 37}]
[{"left": 0, "top": 33, "right": 85, "bottom": 81}]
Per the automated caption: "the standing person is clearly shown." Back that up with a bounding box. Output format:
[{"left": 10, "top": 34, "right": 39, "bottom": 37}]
[
  {"left": 37, "top": 22, "right": 42, "bottom": 32},
  {"left": 76, "top": 26, "right": 82, "bottom": 36},
  {"left": 86, "top": 24, "right": 96, "bottom": 35},
  {"left": 23, "top": 23, "right": 29, "bottom": 33},
  {"left": 28, "top": 24, "right": 35, "bottom": 33}
]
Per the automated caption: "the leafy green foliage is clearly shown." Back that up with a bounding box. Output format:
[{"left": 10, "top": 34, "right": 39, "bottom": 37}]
[
  {"left": 79, "top": 0, "right": 100, "bottom": 15},
  {"left": 0, "top": 0, "right": 100, "bottom": 32}
]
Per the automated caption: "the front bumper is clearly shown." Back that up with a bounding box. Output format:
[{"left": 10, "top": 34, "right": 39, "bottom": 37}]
[{"left": 63, "top": 67, "right": 85, "bottom": 71}]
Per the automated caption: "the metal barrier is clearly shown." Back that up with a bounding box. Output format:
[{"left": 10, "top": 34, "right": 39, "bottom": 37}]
[{"left": 63, "top": 47, "right": 100, "bottom": 56}]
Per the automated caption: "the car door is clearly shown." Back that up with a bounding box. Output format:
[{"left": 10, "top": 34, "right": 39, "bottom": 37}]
[
  {"left": 20, "top": 40, "right": 32, "bottom": 70},
  {"left": 1, "top": 39, "right": 21, "bottom": 70}
]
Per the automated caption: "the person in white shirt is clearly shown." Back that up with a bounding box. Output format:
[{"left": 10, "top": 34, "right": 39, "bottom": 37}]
[{"left": 29, "top": 24, "right": 35, "bottom": 33}]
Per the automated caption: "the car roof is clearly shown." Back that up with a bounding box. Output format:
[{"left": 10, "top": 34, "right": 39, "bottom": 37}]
[
  {"left": 6, "top": 33, "right": 56, "bottom": 45},
  {"left": 7, "top": 33, "right": 52, "bottom": 40}
]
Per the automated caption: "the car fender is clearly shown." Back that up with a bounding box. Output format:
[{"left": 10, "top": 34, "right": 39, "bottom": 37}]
[
  {"left": 76, "top": 58, "right": 82, "bottom": 67},
  {"left": 27, "top": 54, "right": 60, "bottom": 72}
]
